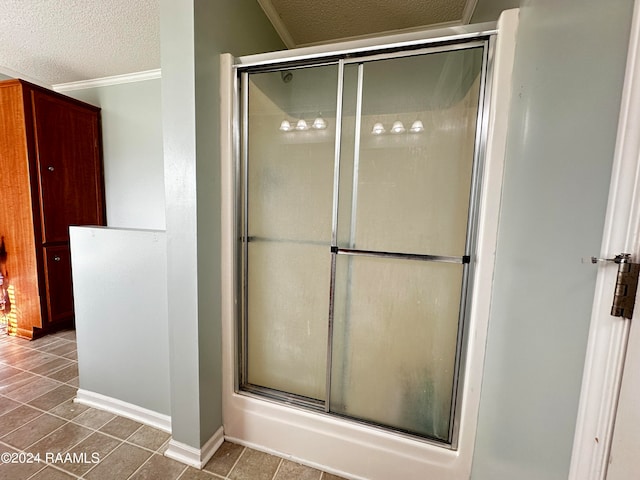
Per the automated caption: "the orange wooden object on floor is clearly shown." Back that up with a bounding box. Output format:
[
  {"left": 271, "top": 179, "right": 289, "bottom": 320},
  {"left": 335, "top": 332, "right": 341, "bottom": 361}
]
[{"left": 0, "top": 79, "right": 106, "bottom": 339}]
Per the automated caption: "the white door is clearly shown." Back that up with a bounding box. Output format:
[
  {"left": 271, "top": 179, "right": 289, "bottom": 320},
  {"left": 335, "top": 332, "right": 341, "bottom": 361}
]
[
  {"left": 569, "top": 0, "right": 640, "bottom": 478},
  {"left": 603, "top": 0, "right": 640, "bottom": 475},
  {"left": 608, "top": 316, "right": 640, "bottom": 479}
]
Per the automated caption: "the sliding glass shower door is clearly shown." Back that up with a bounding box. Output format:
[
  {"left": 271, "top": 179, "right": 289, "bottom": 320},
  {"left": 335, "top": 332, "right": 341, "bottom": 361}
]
[
  {"left": 242, "top": 64, "right": 339, "bottom": 403},
  {"left": 238, "top": 41, "right": 488, "bottom": 445}
]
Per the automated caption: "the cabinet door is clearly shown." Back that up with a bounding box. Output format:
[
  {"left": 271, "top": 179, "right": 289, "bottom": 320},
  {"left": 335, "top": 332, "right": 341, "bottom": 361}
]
[
  {"left": 32, "top": 90, "right": 104, "bottom": 243},
  {"left": 43, "top": 245, "right": 74, "bottom": 325}
]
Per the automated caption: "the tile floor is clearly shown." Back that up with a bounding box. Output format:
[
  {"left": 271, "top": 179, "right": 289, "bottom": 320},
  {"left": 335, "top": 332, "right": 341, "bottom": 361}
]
[{"left": 0, "top": 328, "right": 348, "bottom": 480}]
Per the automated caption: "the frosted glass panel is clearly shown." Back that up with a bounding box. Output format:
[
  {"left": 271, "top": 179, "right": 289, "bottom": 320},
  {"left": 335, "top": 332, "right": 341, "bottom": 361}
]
[
  {"left": 246, "top": 67, "right": 337, "bottom": 242},
  {"left": 330, "top": 255, "right": 463, "bottom": 440},
  {"left": 247, "top": 242, "right": 330, "bottom": 399},
  {"left": 337, "top": 49, "right": 483, "bottom": 256},
  {"left": 244, "top": 66, "right": 337, "bottom": 400}
]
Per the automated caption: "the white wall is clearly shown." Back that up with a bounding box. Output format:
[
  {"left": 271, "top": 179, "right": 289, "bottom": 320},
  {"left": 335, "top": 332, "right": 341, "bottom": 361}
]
[
  {"left": 67, "top": 78, "right": 165, "bottom": 230},
  {"left": 70, "top": 226, "right": 170, "bottom": 417}
]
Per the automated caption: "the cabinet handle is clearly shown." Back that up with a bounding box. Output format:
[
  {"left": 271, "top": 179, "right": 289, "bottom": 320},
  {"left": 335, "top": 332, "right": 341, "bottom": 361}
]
[
  {"left": 48, "top": 166, "right": 55, "bottom": 172},
  {"left": 53, "top": 256, "right": 61, "bottom": 262}
]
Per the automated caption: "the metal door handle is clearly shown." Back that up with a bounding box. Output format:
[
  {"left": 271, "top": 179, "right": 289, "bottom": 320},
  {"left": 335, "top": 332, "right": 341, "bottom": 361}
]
[{"left": 53, "top": 256, "right": 61, "bottom": 262}]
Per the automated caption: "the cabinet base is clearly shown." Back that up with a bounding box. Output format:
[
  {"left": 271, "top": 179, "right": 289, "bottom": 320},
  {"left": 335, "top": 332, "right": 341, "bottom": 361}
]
[{"left": 6, "top": 318, "right": 74, "bottom": 340}]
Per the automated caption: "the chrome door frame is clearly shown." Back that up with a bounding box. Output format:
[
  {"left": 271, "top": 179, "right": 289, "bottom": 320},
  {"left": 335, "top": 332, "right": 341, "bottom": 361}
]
[{"left": 233, "top": 30, "right": 496, "bottom": 449}]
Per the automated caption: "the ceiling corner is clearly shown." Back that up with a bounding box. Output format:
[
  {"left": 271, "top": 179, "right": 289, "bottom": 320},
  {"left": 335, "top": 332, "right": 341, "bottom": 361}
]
[
  {"left": 462, "top": 0, "right": 480, "bottom": 24},
  {"left": 0, "top": 64, "right": 51, "bottom": 89},
  {"left": 257, "top": 0, "right": 297, "bottom": 48}
]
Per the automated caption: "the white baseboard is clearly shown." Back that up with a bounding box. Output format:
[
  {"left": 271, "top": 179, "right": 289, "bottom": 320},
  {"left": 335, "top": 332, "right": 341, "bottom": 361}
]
[
  {"left": 74, "top": 389, "right": 171, "bottom": 433},
  {"left": 75, "top": 390, "right": 225, "bottom": 469},
  {"left": 164, "top": 426, "right": 224, "bottom": 469}
]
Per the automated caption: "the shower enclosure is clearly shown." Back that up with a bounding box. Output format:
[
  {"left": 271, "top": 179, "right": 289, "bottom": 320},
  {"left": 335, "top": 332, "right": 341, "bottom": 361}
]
[{"left": 235, "top": 35, "right": 492, "bottom": 446}]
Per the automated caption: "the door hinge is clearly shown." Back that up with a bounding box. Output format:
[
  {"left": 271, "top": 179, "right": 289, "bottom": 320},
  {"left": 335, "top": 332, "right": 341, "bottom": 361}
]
[
  {"left": 610, "top": 254, "right": 639, "bottom": 320},
  {"left": 589, "top": 254, "right": 640, "bottom": 320}
]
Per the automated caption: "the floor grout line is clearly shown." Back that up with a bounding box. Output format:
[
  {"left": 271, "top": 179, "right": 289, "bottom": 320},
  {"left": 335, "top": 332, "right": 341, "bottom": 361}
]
[
  {"left": 41, "top": 461, "right": 84, "bottom": 479},
  {"left": 0, "top": 357, "right": 77, "bottom": 386},
  {"left": 222, "top": 445, "right": 247, "bottom": 479},
  {"left": 125, "top": 452, "right": 190, "bottom": 480},
  {"left": 0, "top": 390, "right": 77, "bottom": 427},
  {"left": 22, "top": 463, "right": 47, "bottom": 480},
  {"left": 76, "top": 437, "right": 126, "bottom": 479},
  {"left": 0, "top": 350, "right": 77, "bottom": 371},
  {"left": 123, "top": 449, "right": 153, "bottom": 480},
  {"left": 271, "top": 456, "right": 284, "bottom": 480}
]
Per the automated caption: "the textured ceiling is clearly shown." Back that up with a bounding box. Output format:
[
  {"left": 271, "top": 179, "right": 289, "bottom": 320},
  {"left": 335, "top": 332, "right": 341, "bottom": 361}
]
[
  {"left": 259, "top": 0, "right": 475, "bottom": 47},
  {"left": 0, "top": 0, "right": 481, "bottom": 87},
  {"left": 0, "top": 0, "right": 160, "bottom": 86}
]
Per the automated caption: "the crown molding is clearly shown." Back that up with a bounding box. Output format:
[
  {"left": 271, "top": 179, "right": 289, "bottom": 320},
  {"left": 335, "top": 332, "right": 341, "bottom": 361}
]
[{"left": 53, "top": 69, "right": 161, "bottom": 92}]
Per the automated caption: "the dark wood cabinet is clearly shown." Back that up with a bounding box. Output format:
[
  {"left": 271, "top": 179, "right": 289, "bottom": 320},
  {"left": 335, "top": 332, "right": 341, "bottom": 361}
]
[
  {"left": 0, "top": 79, "right": 105, "bottom": 339},
  {"left": 43, "top": 245, "right": 74, "bottom": 325}
]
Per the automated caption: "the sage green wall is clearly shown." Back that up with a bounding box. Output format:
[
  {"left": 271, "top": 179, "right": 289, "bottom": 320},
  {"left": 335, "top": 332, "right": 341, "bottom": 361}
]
[
  {"left": 471, "top": 1, "right": 634, "bottom": 479},
  {"left": 71, "top": 227, "right": 170, "bottom": 417},
  {"left": 67, "top": 79, "right": 165, "bottom": 230},
  {"left": 160, "top": 0, "right": 284, "bottom": 448}
]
